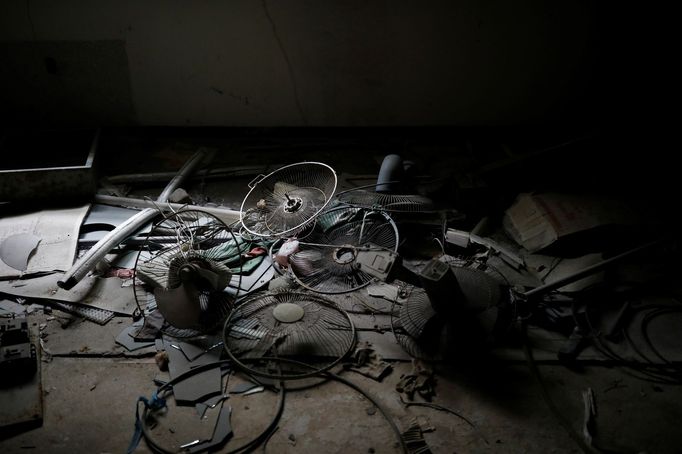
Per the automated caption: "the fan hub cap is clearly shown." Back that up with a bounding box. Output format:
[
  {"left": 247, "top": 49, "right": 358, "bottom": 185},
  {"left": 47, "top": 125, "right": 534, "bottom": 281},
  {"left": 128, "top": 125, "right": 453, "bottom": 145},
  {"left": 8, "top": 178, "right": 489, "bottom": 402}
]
[
  {"left": 272, "top": 303, "right": 305, "bottom": 323},
  {"left": 283, "top": 195, "right": 304, "bottom": 213}
]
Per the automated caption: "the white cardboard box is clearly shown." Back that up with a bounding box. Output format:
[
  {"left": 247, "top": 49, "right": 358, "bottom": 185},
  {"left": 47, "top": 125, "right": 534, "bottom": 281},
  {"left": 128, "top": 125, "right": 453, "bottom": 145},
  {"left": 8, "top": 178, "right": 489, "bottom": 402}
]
[{"left": 503, "top": 193, "right": 632, "bottom": 252}]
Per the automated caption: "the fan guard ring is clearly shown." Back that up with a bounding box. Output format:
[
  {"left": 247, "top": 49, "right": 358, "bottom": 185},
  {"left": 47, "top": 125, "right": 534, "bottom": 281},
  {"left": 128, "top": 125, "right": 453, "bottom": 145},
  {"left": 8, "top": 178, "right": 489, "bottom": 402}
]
[
  {"left": 222, "top": 290, "right": 356, "bottom": 379},
  {"left": 239, "top": 162, "right": 337, "bottom": 238},
  {"left": 288, "top": 206, "right": 399, "bottom": 294}
]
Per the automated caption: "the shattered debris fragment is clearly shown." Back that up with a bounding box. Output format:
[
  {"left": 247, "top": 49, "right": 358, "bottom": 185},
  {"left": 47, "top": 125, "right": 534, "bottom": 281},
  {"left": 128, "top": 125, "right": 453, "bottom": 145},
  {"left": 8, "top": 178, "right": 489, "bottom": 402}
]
[
  {"left": 396, "top": 360, "right": 436, "bottom": 401},
  {"left": 345, "top": 341, "right": 393, "bottom": 381},
  {"left": 0, "top": 233, "right": 41, "bottom": 271},
  {"left": 401, "top": 417, "right": 432, "bottom": 454}
]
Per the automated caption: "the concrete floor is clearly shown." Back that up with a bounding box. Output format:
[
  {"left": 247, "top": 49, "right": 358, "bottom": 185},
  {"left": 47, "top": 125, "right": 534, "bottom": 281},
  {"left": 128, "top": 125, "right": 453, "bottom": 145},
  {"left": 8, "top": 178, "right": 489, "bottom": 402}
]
[
  {"left": 2, "top": 315, "right": 682, "bottom": 454},
  {"left": 3, "top": 294, "right": 676, "bottom": 452}
]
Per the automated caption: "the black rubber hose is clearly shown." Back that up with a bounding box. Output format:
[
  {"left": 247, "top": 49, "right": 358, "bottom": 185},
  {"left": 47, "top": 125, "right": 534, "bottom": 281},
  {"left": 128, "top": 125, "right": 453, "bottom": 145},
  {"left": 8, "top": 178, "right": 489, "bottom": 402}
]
[{"left": 255, "top": 357, "right": 408, "bottom": 454}]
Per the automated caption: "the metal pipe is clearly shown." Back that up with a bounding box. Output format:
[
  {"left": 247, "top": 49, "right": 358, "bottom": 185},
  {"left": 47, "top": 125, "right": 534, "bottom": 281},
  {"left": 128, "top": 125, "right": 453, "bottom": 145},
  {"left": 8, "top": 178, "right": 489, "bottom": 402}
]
[
  {"left": 157, "top": 149, "right": 214, "bottom": 202},
  {"left": 58, "top": 149, "right": 214, "bottom": 290},
  {"left": 93, "top": 194, "right": 240, "bottom": 225},
  {"left": 376, "top": 154, "right": 404, "bottom": 193}
]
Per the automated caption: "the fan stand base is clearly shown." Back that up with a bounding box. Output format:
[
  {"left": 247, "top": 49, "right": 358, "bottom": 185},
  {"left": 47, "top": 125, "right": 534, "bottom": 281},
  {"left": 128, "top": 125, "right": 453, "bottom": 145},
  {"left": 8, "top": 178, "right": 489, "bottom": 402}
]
[{"left": 272, "top": 303, "right": 305, "bottom": 323}]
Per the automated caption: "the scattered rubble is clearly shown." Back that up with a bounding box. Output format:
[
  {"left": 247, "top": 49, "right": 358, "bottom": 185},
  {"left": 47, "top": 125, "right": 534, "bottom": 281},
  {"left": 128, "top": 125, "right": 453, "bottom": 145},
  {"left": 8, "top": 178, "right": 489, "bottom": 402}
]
[{"left": 1, "top": 153, "right": 679, "bottom": 453}]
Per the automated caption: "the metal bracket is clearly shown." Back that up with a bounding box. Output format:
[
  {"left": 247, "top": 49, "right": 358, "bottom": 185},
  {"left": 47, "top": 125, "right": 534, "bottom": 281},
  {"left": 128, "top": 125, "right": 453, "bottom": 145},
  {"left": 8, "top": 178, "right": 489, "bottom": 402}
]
[{"left": 247, "top": 174, "right": 266, "bottom": 189}]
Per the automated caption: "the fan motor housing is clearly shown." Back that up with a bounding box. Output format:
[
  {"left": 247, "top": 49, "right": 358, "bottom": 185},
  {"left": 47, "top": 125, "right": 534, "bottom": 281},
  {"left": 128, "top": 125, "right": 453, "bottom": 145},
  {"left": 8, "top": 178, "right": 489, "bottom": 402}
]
[
  {"left": 418, "top": 259, "right": 465, "bottom": 315},
  {"left": 355, "top": 247, "right": 398, "bottom": 281}
]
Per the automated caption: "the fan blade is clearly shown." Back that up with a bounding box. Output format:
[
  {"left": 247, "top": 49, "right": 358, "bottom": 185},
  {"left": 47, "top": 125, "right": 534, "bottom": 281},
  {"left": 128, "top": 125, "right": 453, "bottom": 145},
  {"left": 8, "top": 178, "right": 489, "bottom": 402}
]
[
  {"left": 154, "top": 283, "right": 202, "bottom": 329},
  {"left": 273, "top": 181, "right": 301, "bottom": 197},
  {"left": 289, "top": 250, "right": 322, "bottom": 276}
]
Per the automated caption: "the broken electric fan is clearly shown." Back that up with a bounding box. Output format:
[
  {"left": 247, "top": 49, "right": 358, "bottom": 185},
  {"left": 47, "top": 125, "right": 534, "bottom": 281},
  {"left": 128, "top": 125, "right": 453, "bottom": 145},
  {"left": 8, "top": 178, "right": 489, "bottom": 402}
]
[
  {"left": 336, "top": 188, "right": 436, "bottom": 214},
  {"left": 393, "top": 260, "right": 504, "bottom": 359},
  {"left": 222, "top": 290, "right": 356, "bottom": 379},
  {"left": 240, "top": 162, "right": 337, "bottom": 238},
  {"left": 133, "top": 210, "right": 236, "bottom": 334},
  {"left": 288, "top": 206, "right": 399, "bottom": 294},
  {"left": 335, "top": 154, "right": 436, "bottom": 213}
]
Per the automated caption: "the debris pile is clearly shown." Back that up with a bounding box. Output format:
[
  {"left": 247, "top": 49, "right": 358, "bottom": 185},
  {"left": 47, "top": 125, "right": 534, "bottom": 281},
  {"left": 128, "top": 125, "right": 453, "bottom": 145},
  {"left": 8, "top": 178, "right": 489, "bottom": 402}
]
[{"left": 2, "top": 147, "right": 679, "bottom": 453}]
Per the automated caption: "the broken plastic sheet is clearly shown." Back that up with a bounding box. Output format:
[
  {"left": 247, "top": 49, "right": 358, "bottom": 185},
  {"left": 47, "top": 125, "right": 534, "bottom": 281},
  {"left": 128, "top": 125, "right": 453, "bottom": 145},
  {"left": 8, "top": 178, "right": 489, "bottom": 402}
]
[
  {"left": 0, "top": 233, "right": 40, "bottom": 271},
  {"left": 163, "top": 335, "right": 223, "bottom": 405},
  {"left": 115, "top": 321, "right": 156, "bottom": 351},
  {"left": 0, "top": 205, "right": 90, "bottom": 278},
  {"left": 0, "top": 298, "right": 27, "bottom": 316},
  {"left": 78, "top": 204, "right": 151, "bottom": 243},
  {"left": 225, "top": 256, "right": 275, "bottom": 296},
  {"left": 0, "top": 273, "right": 137, "bottom": 315},
  {"left": 317, "top": 205, "right": 364, "bottom": 232}
]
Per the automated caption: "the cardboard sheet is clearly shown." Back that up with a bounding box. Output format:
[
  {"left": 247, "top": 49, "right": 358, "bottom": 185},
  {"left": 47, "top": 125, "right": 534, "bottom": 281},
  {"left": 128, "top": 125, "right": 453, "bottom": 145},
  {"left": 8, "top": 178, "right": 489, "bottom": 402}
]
[{"left": 0, "top": 205, "right": 89, "bottom": 278}]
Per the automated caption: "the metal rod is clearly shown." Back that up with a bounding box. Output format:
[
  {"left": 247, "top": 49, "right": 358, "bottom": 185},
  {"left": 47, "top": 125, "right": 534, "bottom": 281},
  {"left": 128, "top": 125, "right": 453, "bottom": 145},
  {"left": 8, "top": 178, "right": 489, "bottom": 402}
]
[
  {"left": 522, "top": 239, "right": 663, "bottom": 299},
  {"left": 106, "top": 164, "right": 277, "bottom": 184},
  {"left": 58, "top": 149, "right": 214, "bottom": 290}
]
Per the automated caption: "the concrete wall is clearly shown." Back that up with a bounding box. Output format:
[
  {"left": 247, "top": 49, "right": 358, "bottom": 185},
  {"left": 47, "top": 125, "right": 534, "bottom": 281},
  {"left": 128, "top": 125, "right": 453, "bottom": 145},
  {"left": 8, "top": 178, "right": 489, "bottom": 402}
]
[{"left": 0, "top": 1, "right": 598, "bottom": 126}]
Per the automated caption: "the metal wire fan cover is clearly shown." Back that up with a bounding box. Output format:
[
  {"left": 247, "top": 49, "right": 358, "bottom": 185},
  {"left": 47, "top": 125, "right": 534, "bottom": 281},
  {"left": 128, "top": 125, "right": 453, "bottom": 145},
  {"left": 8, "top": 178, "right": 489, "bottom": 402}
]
[
  {"left": 394, "top": 266, "right": 502, "bottom": 359},
  {"left": 240, "top": 162, "right": 337, "bottom": 238},
  {"left": 223, "top": 291, "right": 355, "bottom": 379},
  {"left": 133, "top": 210, "right": 236, "bottom": 333},
  {"left": 288, "top": 207, "right": 399, "bottom": 293},
  {"left": 399, "top": 289, "right": 435, "bottom": 340},
  {"left": 393, "top": 288, "right": 441, "bottom": 360},
  {"left": 336, "top": 189, "right": 435, "bottom": 213}
]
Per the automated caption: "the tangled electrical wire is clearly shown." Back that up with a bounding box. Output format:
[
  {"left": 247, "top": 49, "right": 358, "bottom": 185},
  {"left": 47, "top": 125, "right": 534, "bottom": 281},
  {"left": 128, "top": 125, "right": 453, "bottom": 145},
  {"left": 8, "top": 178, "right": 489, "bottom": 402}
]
[
  {"left": 583, "top": 299, "right": 682, "bottom": 385},
  {"left": 132, "top": 360, "right": 284, "bottom": 454},
  {"left": 132, "top": 358, "right": 408, "bottom": 454}
]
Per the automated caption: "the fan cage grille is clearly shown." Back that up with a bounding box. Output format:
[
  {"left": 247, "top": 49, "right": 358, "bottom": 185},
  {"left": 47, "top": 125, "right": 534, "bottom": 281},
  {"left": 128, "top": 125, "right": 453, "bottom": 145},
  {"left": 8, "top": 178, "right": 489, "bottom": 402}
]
[
  {"left": 223, "top": 290, "right": 356, "bottom": 379},
  {"left": 288, "top": 207, "right": 399, "bottom": 294},
  {"left": 133, "top": 209, "right": 240, "bottom": 335},
  {"left": 239, "top": 162, "right": 338, "bottom": 238},
  {"left": 336, "top": 188, "right": 435, "bottom": 213}
]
